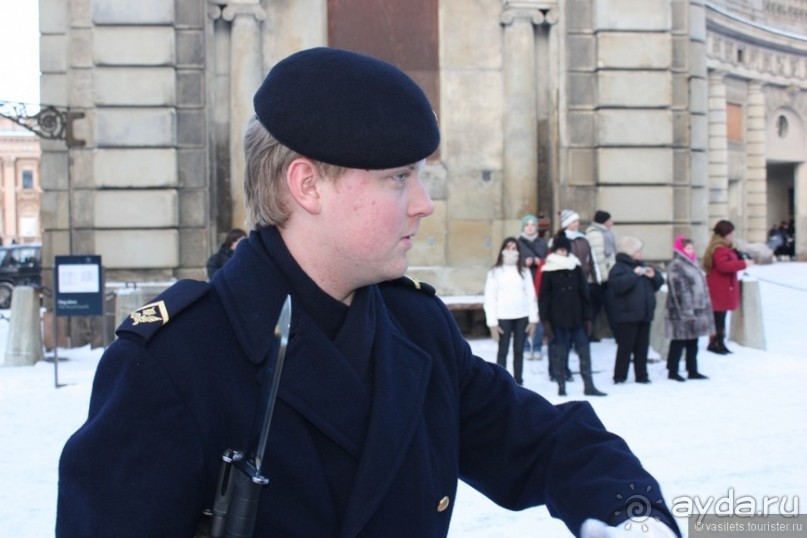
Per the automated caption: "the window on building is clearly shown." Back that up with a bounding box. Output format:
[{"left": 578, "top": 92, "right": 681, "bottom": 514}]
[
  {"left": 21, "top": 170, "right": 34, "bottom": 189},
  {"left": 727, "top": 103, "right": 744, "bottom": 141}
]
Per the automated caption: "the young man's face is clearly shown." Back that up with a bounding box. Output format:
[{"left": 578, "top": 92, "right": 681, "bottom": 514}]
[{"left": 319, "top": 160, "right": 434, "bottom": 287}]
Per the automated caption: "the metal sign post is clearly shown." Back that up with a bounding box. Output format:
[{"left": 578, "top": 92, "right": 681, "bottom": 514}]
[{"left": 53, "top": 255, "right": 103, "bottom": 388}]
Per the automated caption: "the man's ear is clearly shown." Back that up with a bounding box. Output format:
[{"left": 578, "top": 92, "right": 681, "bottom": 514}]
[{"left": 286, "top": 158, "right": 322, "bottom": 215}]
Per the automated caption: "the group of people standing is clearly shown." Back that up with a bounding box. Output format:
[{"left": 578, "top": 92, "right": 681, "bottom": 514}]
[{"left": 484, "top": 209, "right": 753, "bottom": 395}]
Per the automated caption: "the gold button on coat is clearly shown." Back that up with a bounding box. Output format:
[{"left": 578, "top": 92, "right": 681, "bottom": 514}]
[{"left": 437, "top": 496, "right": 450, "bottom": 512}]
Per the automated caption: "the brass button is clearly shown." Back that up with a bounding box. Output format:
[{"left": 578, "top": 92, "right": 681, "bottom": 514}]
[{"left": 437, "top": 496, "right": 450, "bottom": 512}]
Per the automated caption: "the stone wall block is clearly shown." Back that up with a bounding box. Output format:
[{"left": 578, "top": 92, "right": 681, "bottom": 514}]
[
  {"left": 94, "top": 28, "right": 175, "bottom": 66},
  {"left": 95, "top": 108, "right": 176, "bottom": 147},
  {"left": 597, "top": 71, "right": 672, "bottom": 107},
  {"left": 40, "top": 192, "right": 70, "bottom": 230},
  {"left": 598, "top": 148, "right": 674, "bottom": 184},
  {"left": 176, "top": 30, "right": 206, "bottom": 68},
  {"left": 40, "top": 152, "right": 69, "bottom": 190},
  {"left": 177, "top": 70, "right": 205, "bottom": 107},
  {"left": 598, "top": 110, "right": 673, "bottom": 146},
  {"left": 596, "top": 0, "right": 670, "bottom": 31},
  {"left": 69, "top": 149, "right": 94, "bottom": 188},
  {"left": 673, "top": 111, "right": 690, "bottom": 147},
  {"left": 689, "top": 77, "right": 708, "bottom": 113},
  {"left": 40, "top": 74, "right": 67, "bottom": 107},
  {"left": 92, "top": 0, "right": 175, "bottom": 25},
  {"left": 600, "top": 186, "right": 674, "bottom": 221},
  {"left": 94, "top": 190, "right": 178, "bottom": 228},
  {"left": 691, "top": 150, "right": 708, "bottom": 186},
  {"left": 176, "top": 0, "right": 205, "bottom": 29},
  {"left": 179, "top": 228, "right": 208, "bottom": 268},
  {"left": 72, "top": 190, "right": 94, "bottom": 227},
  {"left": 69, "top": 69, "right": 94, "bottom": 108},
  {"left": 689, "top": 2, "right": 707, "bottom": 42},
  {"left": 177, "top": 110, "right": 206, "bottom": 147},
  {"left": 568, "top": 72, "right": 597, "bottom": 108},
  {"left": 95, "top": 68, "right": 176, "bottom": 106},
  {"left": 672, "top": 149, "right": 690, "bottom": 184},
  {"left": 95, "top": 230, "right": 179, "bottom": 268},
  {"left": 178, "top": 149, "right": 207, "bottom": 188},
  {"left": 566, "top": 35, "right": 596, "bottom": 71},
  {"left": 689, "top": 41, "right": 707, "bottom": 76},
  {"left": 39, "top": 0, "right": 67, "bottom": 33},
  {"left": 68, "top": 29, "right": 93, "bottom": 68},
  {"left": 448, "top": 220, "right": 493, "bottom": 267},
  {"left": 567, "top": 111, "right": 597, "bottom": 146},
  {"left": 597, "top": 33, "right": 672, "bottom": 69},
  {"left": 94, "top": 149, "right": 178, "bottom": 188},
  {"left": 565, "top": 0, "right": 594, "bottom": 32},
  {"left": 567, "top": 148, "right": 596, "bottom": 185},
  {"left": 179, "top": 190, "right": 208, "bottom": 227},
  {"left": 447, "top": 170, "right": 502, "bottom": 220},
  {"left": 672, "top": 35, "right": 689, "bottom": 71},
  {"left": 441, "top": 0, "right": 500, "bottom": 69},
  {"left": 441, "top": 71, "right": 502, "bottom": 167},
  {"left": 40, "top": 35, "right": 67, "bottom": 72}
]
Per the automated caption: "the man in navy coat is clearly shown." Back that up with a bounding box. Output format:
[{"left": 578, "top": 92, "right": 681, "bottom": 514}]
[{"left": 57, "top": 48, "right": 680, "bottom": 538}]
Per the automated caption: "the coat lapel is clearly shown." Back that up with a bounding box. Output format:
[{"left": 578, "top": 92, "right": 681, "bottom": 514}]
[
  {"left": 278, "top": 308, "right": 371, "bottom": 459},
  {"left": 340, "top": 286, "right": 432, "bottom": 537}
]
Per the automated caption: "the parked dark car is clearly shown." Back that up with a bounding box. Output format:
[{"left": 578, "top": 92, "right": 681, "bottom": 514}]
[{"left": 0, "top": 244, "right": 42, "bottom": 309}]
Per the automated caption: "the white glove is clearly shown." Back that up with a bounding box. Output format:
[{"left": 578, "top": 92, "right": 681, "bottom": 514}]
[{"left": 580, "top": 518, "right": 676, "bottom": 538}]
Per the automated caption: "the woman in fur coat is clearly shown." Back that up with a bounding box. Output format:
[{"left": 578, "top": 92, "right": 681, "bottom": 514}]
[{"left": 664, "top": 237, "right": 714, "bottom": 381}]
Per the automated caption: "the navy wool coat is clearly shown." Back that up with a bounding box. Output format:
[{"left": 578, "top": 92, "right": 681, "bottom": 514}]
[{"left": 57, "top": 227, "right": 678, "bottom": 537}]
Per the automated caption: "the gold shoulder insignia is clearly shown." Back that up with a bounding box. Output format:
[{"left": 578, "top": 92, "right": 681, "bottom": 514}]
[
  {"left": 130, "top": 300, "right": 170, "bottom": 326},
  {"left": 405, "top": 275, "right": 422, "bottom": 290}
]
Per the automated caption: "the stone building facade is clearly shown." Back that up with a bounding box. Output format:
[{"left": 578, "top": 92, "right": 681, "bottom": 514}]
[
  {"left": 0, "top": 118, "right": 42, "bottom": 245},
  {"left": 38, "top": 0, "right": 807, "bottom": 299}
]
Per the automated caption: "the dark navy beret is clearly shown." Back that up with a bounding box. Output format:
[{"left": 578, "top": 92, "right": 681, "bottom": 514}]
[{"left": 253, "top": 47, "right": 440, "bottom": 170}]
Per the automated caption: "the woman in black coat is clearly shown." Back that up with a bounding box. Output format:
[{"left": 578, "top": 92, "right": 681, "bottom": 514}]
[{"left": 608, "top": 236, "right": 664, "bottom": 384}]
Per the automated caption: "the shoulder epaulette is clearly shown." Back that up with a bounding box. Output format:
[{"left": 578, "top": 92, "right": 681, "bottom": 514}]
[
  {"left": 385, "top": 275, "right": 436, "bottom": 296},
  {"left": 115, "top": 279, "right": 210, "bottom": 343}
]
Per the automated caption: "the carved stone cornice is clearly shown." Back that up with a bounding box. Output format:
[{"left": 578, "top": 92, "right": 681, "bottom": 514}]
[{"left": 501, "top": 0, "right": 558, "bottom": 26}]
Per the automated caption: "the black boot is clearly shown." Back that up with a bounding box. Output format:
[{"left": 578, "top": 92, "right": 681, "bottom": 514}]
[
  {"left": 553, "top": 344, "right": 567, "bottom": 396},
  {"left": 688, "top": 372, "right": 709, "bottom": 380},
  {"left": 707, "top": 335, "right": 728, "bottom": 355},
  {"left": 666, "top": 341, "right": 685, "bottom": 381},
  {"left": 578, "top": 346, "right": 607, "bottom": 396},
  {"left": 717, "top": 335, "right": 733, "bottom": 354}
]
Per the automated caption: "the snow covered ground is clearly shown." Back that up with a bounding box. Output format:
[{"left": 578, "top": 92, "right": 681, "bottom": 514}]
[{"left": 1, "top": 262, "right": 805, "bottom": 537}]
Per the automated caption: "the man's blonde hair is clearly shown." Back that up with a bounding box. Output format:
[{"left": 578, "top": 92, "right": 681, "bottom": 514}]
[{"left": 243, "top": 116, "right": 346, "bottom": 229}]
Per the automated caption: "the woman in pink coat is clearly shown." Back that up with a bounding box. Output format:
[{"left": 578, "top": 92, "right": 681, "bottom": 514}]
[{"left": 702, "top": 220, "right": 753, "bottom": 354}]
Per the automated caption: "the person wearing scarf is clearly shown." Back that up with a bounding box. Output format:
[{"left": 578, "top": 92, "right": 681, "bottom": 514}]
[
  {"left": 539, "top": 233, "right": 607, "bottom": 397},
  {"left": 702, "top": 220, "right": 753, "bottom": 354},
  {"left": 484, "top": 237, "right": 539, "bottom": 385},
  {"left": 664, "top": 236, "right": 714, "bottom": 381}
]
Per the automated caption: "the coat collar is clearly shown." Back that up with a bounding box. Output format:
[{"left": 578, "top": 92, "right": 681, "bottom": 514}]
[{"left": 213, "top": 227, "right": 434, "bottom": 536}]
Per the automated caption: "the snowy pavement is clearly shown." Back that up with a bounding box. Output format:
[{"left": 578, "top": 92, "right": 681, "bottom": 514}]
[{"left": 1, "top": 262, "right": 805, "bottom": 537}]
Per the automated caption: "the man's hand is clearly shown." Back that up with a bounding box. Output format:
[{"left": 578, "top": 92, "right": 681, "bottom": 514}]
[
  {"left": 644, "top": 266, "right": 655, "bottom": 278},
  {"left": 489, "top": 326, "right": 503, "bottom": 343},
  {"left": 581, "top": 518, "right": 676, "bottom": 538}
]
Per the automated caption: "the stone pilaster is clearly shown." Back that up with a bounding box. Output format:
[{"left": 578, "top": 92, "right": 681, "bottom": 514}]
[
  {"left": 222, "top": 0, "right": 265, "bottom": 230},
  {"left": 795, "top": 163, "right": 807, "bottom": 260},
  {"left": 708, "top": 71, "right": 729, "bottom": 225},
  {"left": 500, "top": 1, "right": 548, "bottom": 221},
  {"left": 745, "top": 82, "right": 767, "bottom": 244}
]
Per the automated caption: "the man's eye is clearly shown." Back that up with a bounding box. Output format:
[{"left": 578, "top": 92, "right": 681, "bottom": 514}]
[{"left": 392, "top": 173, "right": 408, "bottom": 184}]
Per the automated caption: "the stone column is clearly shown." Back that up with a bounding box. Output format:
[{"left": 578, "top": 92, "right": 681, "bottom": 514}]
[
  {"left": 745, "top": 82, "right": 767, "bottom": 244},
  {"left": 795, "top": 162, "right": 807, "bottom": 260},
  {"left": 707, "top": 71, "right": 729, "bottom": 225},
  {"left": 501, "top": 1, "right": 544, "bottom": 221},
  {"left": 223, "top": 1, "right": 266, "bottom": 230}
]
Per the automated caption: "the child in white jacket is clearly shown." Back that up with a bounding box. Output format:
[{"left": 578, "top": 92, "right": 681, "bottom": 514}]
[{"left": 484, "top": 237, "right": 538, "bottom": 385}]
